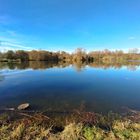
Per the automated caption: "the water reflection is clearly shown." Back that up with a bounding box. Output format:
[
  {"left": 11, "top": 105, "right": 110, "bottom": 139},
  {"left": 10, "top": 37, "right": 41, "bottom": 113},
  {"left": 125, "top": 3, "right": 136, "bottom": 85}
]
[
  {"left": 0, "top": 75, "right": 4, "bottom": 81},
  {"left": 0, "top": 61, "right": 140, "bottom": 71},
  {"left": 0, "top": 61, "right": 140, "bottom": 114}
]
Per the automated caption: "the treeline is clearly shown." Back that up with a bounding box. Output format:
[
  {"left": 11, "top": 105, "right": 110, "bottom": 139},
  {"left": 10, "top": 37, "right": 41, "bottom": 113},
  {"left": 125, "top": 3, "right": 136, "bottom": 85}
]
[
  {"left": 0, "top": 48, "right": 140, "bottom": 62},
  {"left": 0, "top": 50, "right": 60, "bottom": 62}
]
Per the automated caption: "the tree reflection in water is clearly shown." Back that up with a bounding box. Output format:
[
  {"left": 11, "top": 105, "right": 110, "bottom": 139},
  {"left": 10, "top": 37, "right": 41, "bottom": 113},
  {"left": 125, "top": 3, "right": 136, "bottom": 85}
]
[{"left": 0, "top": 61, "right": 140, "bottom": 71}]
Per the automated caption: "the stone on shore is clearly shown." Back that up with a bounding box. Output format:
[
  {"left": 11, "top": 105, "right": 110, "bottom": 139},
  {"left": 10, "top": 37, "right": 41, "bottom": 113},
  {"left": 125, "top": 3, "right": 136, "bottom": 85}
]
[{"left": 17, "top": 103, "right": 29, "bottom": 110}]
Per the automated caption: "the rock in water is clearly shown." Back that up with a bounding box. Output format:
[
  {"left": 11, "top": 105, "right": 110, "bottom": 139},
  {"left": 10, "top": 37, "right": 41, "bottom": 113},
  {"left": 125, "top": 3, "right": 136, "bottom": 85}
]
[{"left": 18, "top": 103, "right": 29, "bottom": 110}]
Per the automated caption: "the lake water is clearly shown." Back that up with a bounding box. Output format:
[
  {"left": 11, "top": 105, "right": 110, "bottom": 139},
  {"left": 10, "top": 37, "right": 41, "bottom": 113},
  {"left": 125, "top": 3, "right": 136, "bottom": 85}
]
[{"left": 0, "top": 62, "right": 140, "bottom": 114}]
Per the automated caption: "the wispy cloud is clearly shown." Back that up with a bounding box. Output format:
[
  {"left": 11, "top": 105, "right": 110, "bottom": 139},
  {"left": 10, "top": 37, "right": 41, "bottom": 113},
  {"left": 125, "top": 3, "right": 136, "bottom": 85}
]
[
  {"left": 128, "top": 36, "right": 135, "bottom": 40},
  {"left": 0, "top": 40, "right": 34, "bottom": 52},
  {"left": 0, "top": 25, "right": 35, "bottom": 52}
]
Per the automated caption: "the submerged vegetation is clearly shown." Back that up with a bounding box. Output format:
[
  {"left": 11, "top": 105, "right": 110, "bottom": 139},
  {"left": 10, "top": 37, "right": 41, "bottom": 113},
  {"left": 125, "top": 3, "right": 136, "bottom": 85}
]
[{"left": 0, "top": 109, "right": 140, "bottom": 140}]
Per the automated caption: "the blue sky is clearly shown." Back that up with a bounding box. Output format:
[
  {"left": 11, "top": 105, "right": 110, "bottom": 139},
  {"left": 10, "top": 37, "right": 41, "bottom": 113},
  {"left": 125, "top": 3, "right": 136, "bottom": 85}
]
[{"left": 0, "top": 0, "right": 140, "bottom": 52}]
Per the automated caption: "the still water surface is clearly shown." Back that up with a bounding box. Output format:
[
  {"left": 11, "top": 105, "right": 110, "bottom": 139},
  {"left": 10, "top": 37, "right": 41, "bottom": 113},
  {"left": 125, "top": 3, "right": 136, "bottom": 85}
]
[{"left": 0, "top": 62, "right": 140, "bottom": 114}]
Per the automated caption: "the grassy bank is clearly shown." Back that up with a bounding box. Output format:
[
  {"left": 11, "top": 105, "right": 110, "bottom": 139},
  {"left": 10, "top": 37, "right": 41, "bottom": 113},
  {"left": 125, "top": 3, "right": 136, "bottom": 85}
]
[{"left": 0, "top": 110, "right": 140, "bottom": 140}]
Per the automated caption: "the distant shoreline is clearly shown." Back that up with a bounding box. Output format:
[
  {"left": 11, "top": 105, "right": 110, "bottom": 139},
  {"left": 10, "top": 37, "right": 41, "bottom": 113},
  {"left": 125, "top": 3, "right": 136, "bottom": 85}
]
[{"left": 0, "top": 49, "right": 140, "bottom": 63}]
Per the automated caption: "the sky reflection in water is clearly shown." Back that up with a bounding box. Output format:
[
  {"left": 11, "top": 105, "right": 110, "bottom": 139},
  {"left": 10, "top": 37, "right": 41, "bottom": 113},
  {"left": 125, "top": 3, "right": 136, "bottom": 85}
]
[{"left": 0, "top": 62, "right": 140, "bottom": 114}]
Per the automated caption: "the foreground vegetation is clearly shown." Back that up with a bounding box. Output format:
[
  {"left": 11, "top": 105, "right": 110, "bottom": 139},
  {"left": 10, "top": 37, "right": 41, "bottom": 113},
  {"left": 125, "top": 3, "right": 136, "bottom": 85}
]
[{"left": 0, "top": 109, "right": 140, "bottom": 140}]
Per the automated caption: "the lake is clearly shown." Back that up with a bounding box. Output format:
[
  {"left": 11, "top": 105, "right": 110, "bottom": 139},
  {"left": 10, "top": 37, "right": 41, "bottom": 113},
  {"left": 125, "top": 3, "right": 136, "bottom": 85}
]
[{"left": 0, "top": 61, "right": 140, "bottom": 114}]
